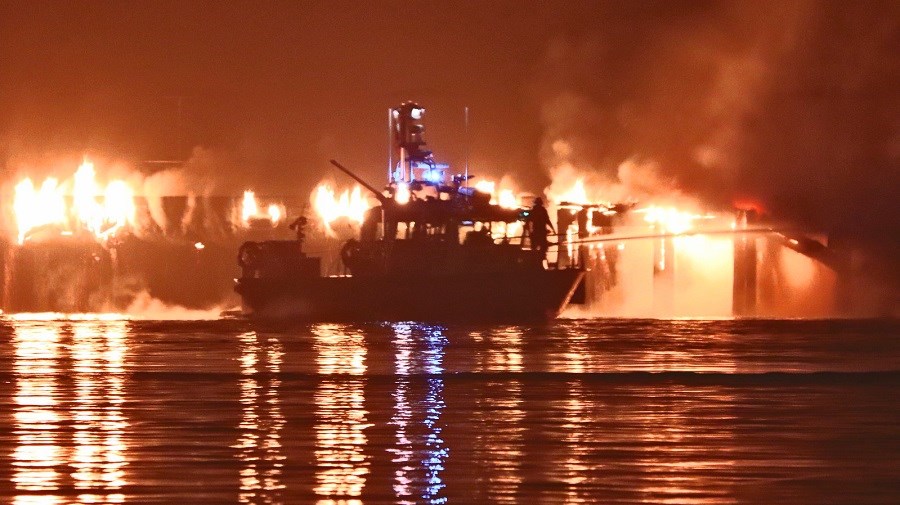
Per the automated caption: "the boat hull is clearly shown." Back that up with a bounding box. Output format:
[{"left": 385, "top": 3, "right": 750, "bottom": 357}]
[{"left": 235, "top": 269, "right": 584, "bottom": 322}]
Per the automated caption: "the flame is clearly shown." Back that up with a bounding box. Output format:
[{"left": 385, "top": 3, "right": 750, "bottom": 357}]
[
  {"left": 638, "top": 205, "right": 704, "bottom": 234},
  {"left": 71, "top": 160, "right": 135, "bottom": 239},
  {"left": 13, "top": 178, "right": 67, "bottom": 244},
  {"left": 474, "top": 180, "right": 521, "bottom": 209},
  {"left": 101, "top": 181, "right": 136, "bottom": 236},
  {"left": 12, "top": 159, "right": 136, "bottom": 244},
  {"left": 312, "top": 183, "right": 371, "bottom": 233},
  {"left": 241, "top": 190, "right": 259, "bottom": 224},
  {"left": 497, "top": 189, "right": 518, "bottom": 209},
  {"left": 394, "top": 182, "right": 410, "bottom": 205},
  {"left": 474, "top": 180, "right": 495, "bottom": 195},
  {"left": 267, "top": 204, "right": 282, "bottom": 224},
  {"left": 550, "top": 179, "right": 589, "bottom": 205},
  {"left": 240, "top": 190, "right": 284, "bottom": 227}
]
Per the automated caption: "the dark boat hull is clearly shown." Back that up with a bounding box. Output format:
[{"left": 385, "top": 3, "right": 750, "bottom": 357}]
[{"left": 235, "top": 269, "right": 584, "bottom": 322}]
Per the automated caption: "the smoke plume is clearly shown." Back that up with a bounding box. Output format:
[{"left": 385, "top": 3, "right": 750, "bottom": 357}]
[{"left": 533, "top": 1, "right": 898, "bottom": 240}]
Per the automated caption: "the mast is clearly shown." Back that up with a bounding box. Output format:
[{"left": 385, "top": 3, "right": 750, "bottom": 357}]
[
  {"left": 387, "top": 108, "right": 393, "bottom": 183},
  {"left": 464, "top": 106, "right": 469, "bottom": 187}
]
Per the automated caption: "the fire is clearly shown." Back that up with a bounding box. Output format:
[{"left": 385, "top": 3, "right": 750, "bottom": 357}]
[
  {"left": 267, "top": 204, "right": 282, "bottom": 224},
  {"left": 474, "top": 179, "right": 521, "bottom": 209},
  {"left": 394, "top": 182, "right": 410, "bottom": 205},
  {"left": 241, "top": 190, "right": 259, "bottom": 224},
  {"left": 12, "top": 159, "right": 136, "bottom": 244},
  {"left": 638, "top": 205, "right": 705, "bottom": 234},
  {"left": 72, "top": 161, "right": 135, "bottom": 238},
  {"left": 474, "top": 180, "right": 495, "bottom": 195},
  {"left": 551, "top": 179, "right": 589, "bottom": 205},
  {"left": 13, "top": 178, "right": 67, "bottom": 243},
  {"left": 312, "top": 183, "right": 371, "bottom": 232},
  {"left": 240, "top": 190, "right": 284, "bottom": 227}
]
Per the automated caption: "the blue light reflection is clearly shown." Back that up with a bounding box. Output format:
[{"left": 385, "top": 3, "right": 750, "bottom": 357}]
[{"left": 388, "top": 323, "right": 449, "bottom": 505}]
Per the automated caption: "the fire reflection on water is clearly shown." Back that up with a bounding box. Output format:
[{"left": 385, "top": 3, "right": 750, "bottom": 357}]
[
  {"left": 312, "top": 324, "right": 372, "bottom": 504},
  {"left": 560, "top": 381, "right": 594, "bottom": 505},
  {"left": 234, "top": 331, "right": 286, "bottom": 504},
  {"left": 70, "top": 321, "right": 128, "bottom": 504},
  {"left": 13, "top": 323, "right": 63, "bottom": 504},
  {"left": 473, "top": 327, "right": 524, "bottom": 503},
  {"left": 631, "top": 386, "right": 739, "bottom": 504},
  {"left": 388, "top": 324, "right": 448, "bottom": 505},
  {"left": 11, "top": 318, "right": 130, "bottom": 505}
]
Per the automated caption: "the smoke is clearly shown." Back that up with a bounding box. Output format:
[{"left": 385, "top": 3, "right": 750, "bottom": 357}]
[
  {"left": 535, "top": 1, "right": 899, "bottom": 315},
  {"left": 533, "top": 1, "right": 897, "bottom": 238},
  {"left": 543, "top": 138, "right": 691, "bottom": 207},
  {"left": 139, "top": 146, "right": 248, "bottom": 240}
]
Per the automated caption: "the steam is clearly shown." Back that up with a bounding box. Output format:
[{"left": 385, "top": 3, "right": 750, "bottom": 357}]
[{"left": 120, "top": 290, "right": 225, "bottom": 320}]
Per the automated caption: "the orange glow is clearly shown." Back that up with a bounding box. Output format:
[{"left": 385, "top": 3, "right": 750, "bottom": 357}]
[
  {"left": 549, "top": 178, "right": 589, "bottom": 205},
  {"left": 235, "top": 332, "right": 285, "bottom": 503},
  {"left": 240, "top": 190, "right": 284, "bottom": 227},
  {"left": 241, "top": 190, "right": 259, "bottom": 223},
  {"left": 312, "top": 183, "right": 372, "bottom": 234},
  {"left": 474, "top": 179, "right": 521, "bottom": 209},
  {"left": 12, "top": 159, "right": 136, "bottom": 244},
  {"left": 267, "top": 204, "right": 282, "bottom": 224},
  {"left": 394, "top": 182, "right": 411, "bottom": 205},
  {"left": 312, "top": 324, "right": 370, "bottom": 501},
  {"left": 638, "top": 205, "right": 705, "bottom": 234},
  {"left": 13, "top": 178, "right": 67, "bottom": 244}
]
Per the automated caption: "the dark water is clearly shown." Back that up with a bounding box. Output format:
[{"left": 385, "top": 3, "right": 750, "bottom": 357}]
[{"left": 0, "top": 317, "right": 897, "bottom": 504}]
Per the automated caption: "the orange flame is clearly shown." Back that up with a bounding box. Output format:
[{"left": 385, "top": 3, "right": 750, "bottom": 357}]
[
  {"left": 13, "top": 178, "right": 67, "bottom": 243},
  {"left": 474, "top": 179, "right": 521, "bottom": 209},
  {"left": 550, "top": 179, "right": 589, "bottom": 205},
  {"left": 312, "top": 183, "right": 371, "bottom": 234},
  {"left": 638, "top": 205, "right": 705, "bottom": 234},
  {"left": 241, "top": 190, "right": 259, "bottom": 224},
  {"left": 240, "top": 190, "right": 284, "bottom": 227},
  {"left": 394, "top": 182, "right": 410, "bottom": 205},
  {"left": 12, "top": 159, "right": 136, "bottom": 244}
]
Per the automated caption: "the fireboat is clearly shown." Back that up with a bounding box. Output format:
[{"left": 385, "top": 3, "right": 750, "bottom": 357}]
[{"left": 234, "top": 102, "right": 584, "bottom": 321}]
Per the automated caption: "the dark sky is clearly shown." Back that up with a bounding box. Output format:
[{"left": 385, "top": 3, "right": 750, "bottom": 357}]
[{"left": 1, "top": 0, "right": 897, "bottom": 243}]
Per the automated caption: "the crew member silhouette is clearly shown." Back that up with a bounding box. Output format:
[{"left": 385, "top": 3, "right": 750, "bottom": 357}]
[
  {"left": 527, "top": 197, "right": 555, "bottom": 255},
  {"left": 289, "top": 216, "right": 308, "bottom": 242}
]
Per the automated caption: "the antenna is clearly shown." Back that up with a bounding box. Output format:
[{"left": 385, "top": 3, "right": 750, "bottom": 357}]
[
  {"left": 464, "top": 106, "right": 469, "bottom": 187},
  {"left": 387, "top": 107, "right": 393, "bottom": 183}
]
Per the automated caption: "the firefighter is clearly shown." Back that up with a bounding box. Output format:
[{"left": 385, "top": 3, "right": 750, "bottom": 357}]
[{"left": 527, "top": 197, "right": 555, "bottom": 255}]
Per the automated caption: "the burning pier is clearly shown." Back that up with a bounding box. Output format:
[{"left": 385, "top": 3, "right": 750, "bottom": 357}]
[
  {"left": 0, "top": 155, "right": 857, "bottom": 318},
  {"left": 0, "top": 161, "right": 305, "bottom": 312}
]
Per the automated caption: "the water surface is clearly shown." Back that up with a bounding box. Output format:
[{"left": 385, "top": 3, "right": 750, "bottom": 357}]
[{"left": 0, "top": 317, "right": 897, "bottom": 504}]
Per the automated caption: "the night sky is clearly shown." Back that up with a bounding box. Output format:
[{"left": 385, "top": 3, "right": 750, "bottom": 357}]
[{"left": 1, "top": 1, "right": 897, "bottom": 244}]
